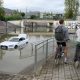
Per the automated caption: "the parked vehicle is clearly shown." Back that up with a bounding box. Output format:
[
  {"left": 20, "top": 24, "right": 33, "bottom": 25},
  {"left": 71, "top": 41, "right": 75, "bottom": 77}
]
[{"left": 0, "top": 34, "right": 29, "bottom": 50}]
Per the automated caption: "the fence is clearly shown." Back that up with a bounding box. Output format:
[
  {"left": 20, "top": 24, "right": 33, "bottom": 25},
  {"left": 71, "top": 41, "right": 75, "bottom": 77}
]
[
  {"left": 33, "top": 37, "right": 54, "bottom": 73},
  {"left": 24, "top": 20, "right": 79, "bottom": 33},
  {"left": 24, "top": 22, "right": 53, "bottom": 32},
  {"left": 0, "top": 20, "right": 79, "bottom": 35},
  {"left": 0, "top": 21, "right": 21, "bottom": 36}
]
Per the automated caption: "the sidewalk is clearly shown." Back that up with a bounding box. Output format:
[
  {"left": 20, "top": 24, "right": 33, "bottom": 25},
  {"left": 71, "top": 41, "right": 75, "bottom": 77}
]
[
  {"left": 33, "top": 56, "right": 80, "bottom": 80},
  {"left": 0, "top": 56, "right": 80, "bottom": 80}
]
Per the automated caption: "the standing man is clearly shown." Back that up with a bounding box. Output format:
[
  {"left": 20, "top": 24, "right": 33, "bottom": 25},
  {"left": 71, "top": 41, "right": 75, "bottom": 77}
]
[
  {"left": 55, "top": 19, "right": 69, "bottom": 63},
  {"left": 74, "top": 27, "right": 80, "bottom": 67}
]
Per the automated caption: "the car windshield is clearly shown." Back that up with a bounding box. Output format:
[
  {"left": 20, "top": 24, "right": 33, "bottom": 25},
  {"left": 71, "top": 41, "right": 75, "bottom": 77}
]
[{"left": 9, "top": 38, "right": 19, "bottom": 42}]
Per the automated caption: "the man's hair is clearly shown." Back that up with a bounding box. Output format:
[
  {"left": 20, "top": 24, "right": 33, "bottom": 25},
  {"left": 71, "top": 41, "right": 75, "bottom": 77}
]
[{"left": 59, "top": 19, "right": 64, "bottom": 24}]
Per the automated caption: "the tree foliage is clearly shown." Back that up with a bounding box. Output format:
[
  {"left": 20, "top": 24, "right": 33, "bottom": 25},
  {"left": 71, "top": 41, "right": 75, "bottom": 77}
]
[
  {"left": 0, "top": 0, "right": 5, "bottom": 20},
  {"left": 0, "top": 7, "right": 5, "bottom": 20},
  {"left": 5, "top": 13, "right": 22, "bottom": 21},
  {"left": 20, "top": 12, "right": 25, "bottom": 18},
  {"left": 64, "top": 0, "right": 79, "bottom": 19},
  {"left": 30, "top": 15, "right": 37, "bottom": 19}
]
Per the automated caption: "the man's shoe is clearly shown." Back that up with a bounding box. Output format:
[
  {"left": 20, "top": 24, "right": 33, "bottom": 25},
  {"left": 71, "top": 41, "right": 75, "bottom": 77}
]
[
  {"left": 61, "top": 52, "right": 64, "bottom": 57},
  {"left": 64, "top": 57, "right": 68, "bottom": 64}
]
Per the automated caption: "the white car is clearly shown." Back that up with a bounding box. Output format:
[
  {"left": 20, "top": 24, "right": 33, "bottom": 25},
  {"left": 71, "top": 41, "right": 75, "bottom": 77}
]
[{"left": 0, "top": 34, "right": 29, "bottom": 50}]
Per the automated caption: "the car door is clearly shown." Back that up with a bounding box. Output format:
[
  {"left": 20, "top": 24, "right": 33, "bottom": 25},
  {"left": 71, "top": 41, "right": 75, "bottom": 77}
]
[{"left": 18, "top": 37, "right": 26, "bottom": 48}]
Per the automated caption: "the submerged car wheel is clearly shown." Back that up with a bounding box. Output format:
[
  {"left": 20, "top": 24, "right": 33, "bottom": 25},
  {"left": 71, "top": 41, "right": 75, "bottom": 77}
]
[
  {"left": 26, "top": 42, "right": 28, "bottom": 44},
  {"left": 6, "top": 46, "right": 8, "bottom": 50},
  {"left": 14, "top": 45, "right": 18, "bottom": 49}
]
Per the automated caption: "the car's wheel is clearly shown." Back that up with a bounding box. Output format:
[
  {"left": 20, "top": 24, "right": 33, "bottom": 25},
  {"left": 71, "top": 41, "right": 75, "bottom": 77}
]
[
  {"left": 6, "top": 46, "right": 8, "bottom": 50},
  {"left": 14, "top": 45, "right": 18, "bottom": 49}
]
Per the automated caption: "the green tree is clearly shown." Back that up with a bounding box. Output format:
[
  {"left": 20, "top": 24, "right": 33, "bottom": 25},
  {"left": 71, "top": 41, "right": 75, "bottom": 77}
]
[
  {"left": 64, "top": 0, "right": 79, "bottom": 19},
  {"left": 0, "top": 0, "right": 5, "bottom": 20},
  {"left": 20, "top": 12, "right": 25, "bottom": 18},
  {"left": 0, "top": 7, "right": 5, "bottom": 20},
  {"left": 30, "top": 15, "right": 37, "bottom": 19},
  {"left": 5, "top": 13, "right": 22, "bottom": 20}
]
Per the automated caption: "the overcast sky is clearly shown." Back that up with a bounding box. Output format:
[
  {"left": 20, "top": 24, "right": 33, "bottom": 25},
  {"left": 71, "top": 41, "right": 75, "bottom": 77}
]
[{"left": 3, "top": 0, "right": 65, "bottom": 13}]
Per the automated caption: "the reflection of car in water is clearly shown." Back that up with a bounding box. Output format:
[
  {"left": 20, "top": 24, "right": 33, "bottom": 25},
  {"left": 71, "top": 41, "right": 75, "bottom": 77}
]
[{"left": 0, "top": 34, "right": 29, "bottom": 50}]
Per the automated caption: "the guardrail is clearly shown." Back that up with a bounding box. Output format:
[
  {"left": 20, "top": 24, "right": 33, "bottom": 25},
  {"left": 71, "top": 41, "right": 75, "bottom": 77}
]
[
  {"left": 33, "top": 34, "right": 77, "bottom": 73},
  {"left": 33, "top": 37, "right": 54, "bottom": 73}
]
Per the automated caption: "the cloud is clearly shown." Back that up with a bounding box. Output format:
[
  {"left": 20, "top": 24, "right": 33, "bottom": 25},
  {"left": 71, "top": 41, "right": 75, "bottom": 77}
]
[{"left": 3, "top": 0, "right": 65, "bottom": 12}]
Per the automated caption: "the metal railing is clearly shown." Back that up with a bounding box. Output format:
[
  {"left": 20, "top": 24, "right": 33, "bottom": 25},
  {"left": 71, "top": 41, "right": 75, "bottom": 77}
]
[
  {"left": 0, "top": 21, "right": 21, "bottom": 36},
  {"left": 33, "top": 34, "right": 77, "bottom": 73},
  {"left": 33, "top": 37, "right": 54, "bottom": 72}
]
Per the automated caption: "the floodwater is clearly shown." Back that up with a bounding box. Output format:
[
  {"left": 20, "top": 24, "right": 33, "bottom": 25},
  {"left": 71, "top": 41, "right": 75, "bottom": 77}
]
[
  {"left": 0, "top": 35, "right": 52, "bottom": 74},
  {"left": 0, "top": 34, "right": 76, "bottom": 74}
]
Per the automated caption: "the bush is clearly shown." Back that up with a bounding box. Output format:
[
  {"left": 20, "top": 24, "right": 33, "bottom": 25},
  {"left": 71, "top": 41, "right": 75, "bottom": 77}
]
[{"left": 4, "top": 14, "right": 22, "bottom": 21}]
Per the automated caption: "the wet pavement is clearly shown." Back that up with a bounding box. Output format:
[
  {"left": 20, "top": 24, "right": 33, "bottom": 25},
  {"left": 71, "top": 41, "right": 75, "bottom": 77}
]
[
  {"left": 0, "top": 35, "right": 51, "bottom": 73},
  {"left": 0, "top": 56, "right": 80, "bottom": 80},
  {"left": 33, "top": 56, "right": 80, "bottom": 80},
  {"left": 0, "top": 72, "right": 33, "bottom": 80}
]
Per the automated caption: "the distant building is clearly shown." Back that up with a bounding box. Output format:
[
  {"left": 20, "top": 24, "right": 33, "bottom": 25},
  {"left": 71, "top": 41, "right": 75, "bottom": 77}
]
[
  {"left": 25, "top": 11, "right": 64, "bottom": 19},
  {"left": 26, "top": 11, "right": 40, "bottom": 19},
  {"left": 40, "top": 13, "right": 43, "bottom": 19}
]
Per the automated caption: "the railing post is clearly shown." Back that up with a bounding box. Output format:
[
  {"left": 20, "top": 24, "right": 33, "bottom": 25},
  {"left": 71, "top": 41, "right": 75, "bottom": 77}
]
[
  {"left": 5, "top": 21, "right": 7, "bottom": 34},
  {"left": 46, "top": 40, "right": 48, "bottom": 62},
  {"left": 34, "top": 45, "right": 37, "bottom": 73},
  {"left": 43, "top": 41, "right": 44, "bottom": 54},
  {"left": 0, "top": 49, "right": 3, "bottom": 60},
  {"left": 53, "top": 38, "right": 54, "bottom": 53},
  {"left": 31, "top": 43, "right": 33, "bottom": 56}
]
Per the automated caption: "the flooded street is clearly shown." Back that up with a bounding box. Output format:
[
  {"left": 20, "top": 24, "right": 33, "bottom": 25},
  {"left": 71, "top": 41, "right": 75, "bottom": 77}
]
[
  {"left": 0, "top": 34, "right": 76, "bottom": 74},
  {"left": 0, "top": 35, "right": 52, "bottom": 74}
]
